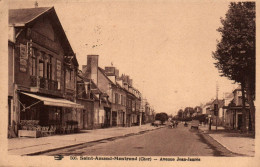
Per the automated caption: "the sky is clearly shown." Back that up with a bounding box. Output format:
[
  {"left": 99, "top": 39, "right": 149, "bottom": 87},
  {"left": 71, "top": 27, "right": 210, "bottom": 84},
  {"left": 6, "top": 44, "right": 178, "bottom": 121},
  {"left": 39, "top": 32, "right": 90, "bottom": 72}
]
[{"left": 9, "top": 0, "right": 238, "bottom": 115}]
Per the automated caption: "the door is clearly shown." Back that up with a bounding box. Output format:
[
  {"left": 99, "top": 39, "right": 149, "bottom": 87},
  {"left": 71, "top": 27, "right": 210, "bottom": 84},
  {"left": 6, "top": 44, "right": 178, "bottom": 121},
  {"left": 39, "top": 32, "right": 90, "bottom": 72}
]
[
  {"left": 237, "top": 114, "right": 242, "bottom": 130},
  {"left": 112, "top": 111, "right": 117, "bottom": 126},
  {"left": 83, "top": 109, "right": 86, "bottom": 129}
]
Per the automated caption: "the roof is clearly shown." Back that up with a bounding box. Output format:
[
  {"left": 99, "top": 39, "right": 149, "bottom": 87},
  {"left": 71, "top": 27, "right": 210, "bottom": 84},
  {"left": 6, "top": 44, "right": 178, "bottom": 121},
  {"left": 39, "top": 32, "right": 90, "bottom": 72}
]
[
  {"left": 9, "top": 7, "right": 79, "bottom": 66},
  {"left": 210, "top": 99, "right": 225, "bottom": 109},
  {"left": 205, "top": 99, "right": 214, "bottom": 106},
  {"left": 225, "top": 92, "right": 234, "bottom": 99},
  {"left": 98, "top": 67, "right": 114, "bottom": 84},
  {"left": 233, "top": 85, "right": 241, "bottom": 92},
  {"left": 91, "top": 89, "right": 101, "bottom": 94},
  {"left": 9, "top": 7, "right": 51, "bottom": 26}
]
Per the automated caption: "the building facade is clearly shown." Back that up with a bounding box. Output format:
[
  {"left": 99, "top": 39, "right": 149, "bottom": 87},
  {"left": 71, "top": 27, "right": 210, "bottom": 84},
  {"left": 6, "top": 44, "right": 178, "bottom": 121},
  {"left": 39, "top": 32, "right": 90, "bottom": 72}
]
[
  {"left": 8, "top": 7, "right": 83, "bottom": 137},
  {"left": 224, "top": 86, "right": 250, "bottom": 130}
]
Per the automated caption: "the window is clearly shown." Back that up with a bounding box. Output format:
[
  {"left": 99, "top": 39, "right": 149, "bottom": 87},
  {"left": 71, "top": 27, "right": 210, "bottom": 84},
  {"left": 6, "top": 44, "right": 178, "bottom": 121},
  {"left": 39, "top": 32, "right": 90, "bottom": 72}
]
[
  {"left": 30, "top": 48, "right": 36, "bottom": 76},
  {"left": 115, "top": 93, "right": 118, "bottom": 104},
  {"left": 56, "top": 59, "right": 61, "bottom": 90},
  {"left": 71, "top": 69, "right": 75, "bottom": 89},
  {"left": 39, "top": 60, "right": 44, "bottom": 77},
  {"left": 47, "top": 55, "right": 52, "bottom": 80},
  {"left": 38, "top": 52, "right": 45, "bottom": 78}
]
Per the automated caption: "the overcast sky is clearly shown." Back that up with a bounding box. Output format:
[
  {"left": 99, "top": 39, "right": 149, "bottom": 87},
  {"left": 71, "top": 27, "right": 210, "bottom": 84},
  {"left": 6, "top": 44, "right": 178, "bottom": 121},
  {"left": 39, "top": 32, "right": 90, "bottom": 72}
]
[{"left": 9, "top": 0, "right": 238, "bottom": 115}]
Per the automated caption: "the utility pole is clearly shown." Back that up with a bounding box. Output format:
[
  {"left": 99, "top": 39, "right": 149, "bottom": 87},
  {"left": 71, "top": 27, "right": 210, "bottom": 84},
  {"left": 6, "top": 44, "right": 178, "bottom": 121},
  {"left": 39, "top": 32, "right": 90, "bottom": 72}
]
[{"left": 215, "top": 82, "right": 219, "bottom": 131}]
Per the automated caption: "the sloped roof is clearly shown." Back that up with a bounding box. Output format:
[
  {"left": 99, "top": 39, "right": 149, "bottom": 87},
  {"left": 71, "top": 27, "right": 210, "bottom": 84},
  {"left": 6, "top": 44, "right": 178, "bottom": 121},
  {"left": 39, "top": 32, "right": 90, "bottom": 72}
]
[
  {"left": 91, "top": 89, "right": 101, "bottom": 94},
  {"left": 9, "top": 7, "right": 51, "bottom": 26},
  {"left": 225, "top": 92, "right": 234, "bottom": 99},
  {"left": 205, "top": 99, "right": 214, "bottom": 106},
  {"left": 9, "top": 7, "right": 79, "bottom": 66},
  {"left": 209, "top": 99, "right": 225, "bottom": 109},
  {"left": 98, "top": 67, "right": 115, "bottom": 85}
]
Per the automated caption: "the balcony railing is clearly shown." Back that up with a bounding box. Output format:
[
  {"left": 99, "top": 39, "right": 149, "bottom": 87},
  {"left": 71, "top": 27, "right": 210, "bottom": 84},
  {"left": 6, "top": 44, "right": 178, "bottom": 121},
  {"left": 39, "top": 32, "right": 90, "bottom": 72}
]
[{"left": 30, "top": 76, "right": 58, "bottom": 91}]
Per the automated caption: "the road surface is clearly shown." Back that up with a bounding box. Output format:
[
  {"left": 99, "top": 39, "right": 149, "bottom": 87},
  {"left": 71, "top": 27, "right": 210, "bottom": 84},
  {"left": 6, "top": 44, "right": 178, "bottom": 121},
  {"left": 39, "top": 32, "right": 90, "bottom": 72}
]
[{"left": 41, "top": 123, "right": 234, "bottom": 156}]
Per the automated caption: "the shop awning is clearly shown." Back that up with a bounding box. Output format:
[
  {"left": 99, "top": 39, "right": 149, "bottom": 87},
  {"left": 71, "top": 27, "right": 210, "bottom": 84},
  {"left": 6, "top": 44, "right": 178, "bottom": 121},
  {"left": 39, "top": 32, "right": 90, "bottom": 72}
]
[{"left": 21, "top": 92, "right": 84, "bottom": 109}]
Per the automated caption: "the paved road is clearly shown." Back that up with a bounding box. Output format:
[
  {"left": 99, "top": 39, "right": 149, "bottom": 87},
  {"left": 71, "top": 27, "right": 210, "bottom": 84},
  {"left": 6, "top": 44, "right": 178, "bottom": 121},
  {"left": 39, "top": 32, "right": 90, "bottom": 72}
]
[{"left": 42, "top": 124, "right": 232, "bottom": 156}]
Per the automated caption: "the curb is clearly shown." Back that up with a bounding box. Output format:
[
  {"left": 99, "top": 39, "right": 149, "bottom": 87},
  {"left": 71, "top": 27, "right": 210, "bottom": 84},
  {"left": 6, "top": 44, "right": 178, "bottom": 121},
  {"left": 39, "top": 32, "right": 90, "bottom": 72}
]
[{"left": 25, "top": 126, "right": 163, "bottom": 156}]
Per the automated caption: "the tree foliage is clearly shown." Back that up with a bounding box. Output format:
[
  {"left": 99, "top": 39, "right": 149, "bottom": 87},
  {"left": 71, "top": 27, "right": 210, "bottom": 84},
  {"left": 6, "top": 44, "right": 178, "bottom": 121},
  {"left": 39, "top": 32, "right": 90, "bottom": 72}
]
[
  {"left": 194, "top": 106, "right": 202, "bottom": 114},
  {"left": 184, "top": 107, "right": 195, "bottom": 117},
  {"left": 177, "top": 109, "right": 183, "bottom": 118},
  {"left": 155, "top": 112, "right": 168, "bottom": 124},
  {"left": 212, "top": 2, "right": 255, "bottom": 132},
  {"left": 212, "top": 2, "right": 255, "bottom": 97}
]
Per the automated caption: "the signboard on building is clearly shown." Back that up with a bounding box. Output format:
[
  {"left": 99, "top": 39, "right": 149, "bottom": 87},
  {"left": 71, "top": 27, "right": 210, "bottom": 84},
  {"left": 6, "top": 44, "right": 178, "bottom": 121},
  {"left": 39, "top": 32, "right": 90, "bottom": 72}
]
[{"left": 20, "top": 44, "right": 27, "bottom": 72}]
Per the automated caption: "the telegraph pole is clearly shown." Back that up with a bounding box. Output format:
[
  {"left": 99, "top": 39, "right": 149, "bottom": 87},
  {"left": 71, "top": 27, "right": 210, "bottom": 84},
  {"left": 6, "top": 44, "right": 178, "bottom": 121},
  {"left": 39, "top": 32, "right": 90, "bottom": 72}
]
[{"left": 215, "top": 82, "right": 219, "bottom": 131}]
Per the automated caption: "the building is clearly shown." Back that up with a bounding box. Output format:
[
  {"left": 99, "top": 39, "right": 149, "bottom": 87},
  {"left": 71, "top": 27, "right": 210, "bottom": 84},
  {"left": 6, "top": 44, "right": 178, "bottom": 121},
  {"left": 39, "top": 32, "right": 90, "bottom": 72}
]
[
  {"left": 8, "top": 7, "right": 83, "bottom": 137},
  {"left": 209, "top": 99, "right": 224, "bottom": 126},
  {"left": 76, "top": 72, "right": 95, "bottom": 129},
  {"left": 120, "top": 74, "right": 142, "bottom": 126},
  {"left": 224, "top": 86, "right": 250, "bottom": 130},
  {"left": 222, "top": 92, "right": 234, "bottom": 128},
  {"left": 82, "top": 55, "right": 128, "bottom": 128},
  {"left": 202, "top": 100, "right": 214, "bottom": 115}
]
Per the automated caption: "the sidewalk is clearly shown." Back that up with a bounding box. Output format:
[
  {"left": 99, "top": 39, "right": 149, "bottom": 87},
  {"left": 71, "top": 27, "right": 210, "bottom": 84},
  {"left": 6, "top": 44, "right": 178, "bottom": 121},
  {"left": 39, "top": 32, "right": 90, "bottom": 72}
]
[
  {"left": 8, "top": 124, "right": 161, "bottom": 156},
  {"left": 199, "top": 124, "right": 255, "bottom": 156}
]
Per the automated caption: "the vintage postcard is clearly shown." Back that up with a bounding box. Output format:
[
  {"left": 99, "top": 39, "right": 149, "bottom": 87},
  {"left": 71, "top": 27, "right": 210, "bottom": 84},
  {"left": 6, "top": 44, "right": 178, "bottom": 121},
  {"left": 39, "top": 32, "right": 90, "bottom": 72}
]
[{"left": 0, "top": 0, "right": 259, "bottom": 166}]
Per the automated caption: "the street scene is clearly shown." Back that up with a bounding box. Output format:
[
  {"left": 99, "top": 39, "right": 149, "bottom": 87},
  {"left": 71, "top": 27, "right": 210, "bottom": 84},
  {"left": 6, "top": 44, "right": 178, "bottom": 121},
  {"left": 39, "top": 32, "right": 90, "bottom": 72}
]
[{"left": 5, "top": 0, "right": 256, "bottom": 162}]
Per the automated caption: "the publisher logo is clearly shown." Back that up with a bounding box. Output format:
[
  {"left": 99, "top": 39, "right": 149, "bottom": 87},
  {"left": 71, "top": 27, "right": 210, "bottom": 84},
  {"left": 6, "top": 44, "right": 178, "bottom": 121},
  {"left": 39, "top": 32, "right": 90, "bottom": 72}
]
[{"left": 54, "top": 155, "right": 64, "bottom": 160}]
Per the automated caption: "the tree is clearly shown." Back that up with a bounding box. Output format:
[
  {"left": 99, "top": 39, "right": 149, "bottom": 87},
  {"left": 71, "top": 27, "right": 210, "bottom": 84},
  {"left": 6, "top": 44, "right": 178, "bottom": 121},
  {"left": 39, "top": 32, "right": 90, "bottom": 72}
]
[
  {"left": 194, "top": 106, "right": 203, "bottom": 115},
  {"left": 212, "top": 2, "right": 255, "bottom": 132},
  {"left": 184, "top": 107, "right": 195, "bottom": 117},
  {"left": 155, "top": 112, "right": 168, "bottom": 124},
  {"left": 177, "top": 109, "right": 183, "bottom": 118}
]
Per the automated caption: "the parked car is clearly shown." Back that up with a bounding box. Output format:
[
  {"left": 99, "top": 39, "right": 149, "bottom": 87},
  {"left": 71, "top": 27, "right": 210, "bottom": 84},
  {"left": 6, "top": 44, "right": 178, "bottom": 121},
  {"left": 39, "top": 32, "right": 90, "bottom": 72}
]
[
  {"left": 151, "top": 120, "right": 161, "bottom": 127},
  {"left": 190, "top": 120, "right": 200, "bottom": 129}
]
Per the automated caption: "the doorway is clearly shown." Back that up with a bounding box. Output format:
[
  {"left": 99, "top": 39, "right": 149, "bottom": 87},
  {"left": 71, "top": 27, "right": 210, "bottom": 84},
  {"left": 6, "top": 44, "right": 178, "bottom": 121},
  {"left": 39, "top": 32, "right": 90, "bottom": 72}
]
[{"left": 237, "top": 114, "right": 242, "bottom": 130}]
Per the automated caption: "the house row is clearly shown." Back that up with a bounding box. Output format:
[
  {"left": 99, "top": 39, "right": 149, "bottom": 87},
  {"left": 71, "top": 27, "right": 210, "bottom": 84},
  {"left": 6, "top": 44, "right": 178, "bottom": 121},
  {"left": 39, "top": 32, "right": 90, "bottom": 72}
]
[
  {"left": 202, "top": 85, "right": 250, "bottom": 130},
  {"left": 8, "top": 7, "right": 155, "bottom": 137}
]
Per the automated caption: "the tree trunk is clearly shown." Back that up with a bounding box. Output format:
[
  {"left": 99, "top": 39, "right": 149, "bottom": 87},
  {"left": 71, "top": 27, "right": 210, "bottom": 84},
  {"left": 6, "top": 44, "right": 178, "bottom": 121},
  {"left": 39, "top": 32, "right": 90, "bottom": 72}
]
[
  {"left": 245, "top": 78, "right": 255, "bottom": 134},
  {"left": 241, "top": 82, "right": 247, "bottom": 133}
]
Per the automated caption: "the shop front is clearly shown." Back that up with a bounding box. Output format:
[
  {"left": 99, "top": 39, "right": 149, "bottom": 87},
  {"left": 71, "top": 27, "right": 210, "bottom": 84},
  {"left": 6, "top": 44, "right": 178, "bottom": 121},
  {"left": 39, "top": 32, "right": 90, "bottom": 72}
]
[
  {"left": 103, "top": 107, "right": 111, "bottom": 128},
  {"left": 18, "top": 92, "right": 84, "bottom": 137}
]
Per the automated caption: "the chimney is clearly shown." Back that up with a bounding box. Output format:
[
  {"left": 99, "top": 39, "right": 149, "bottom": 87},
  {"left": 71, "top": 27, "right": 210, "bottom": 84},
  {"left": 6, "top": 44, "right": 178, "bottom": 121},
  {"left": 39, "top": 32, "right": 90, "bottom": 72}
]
[
  {"left": 129, "top": 79, "right": 133, "bottom": 86},
  {"left": 86, "top": 55, "right": 99, "bottom": 84},
  {"left": 34, "top": 1, "right": 38, "bottom": 8}
]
